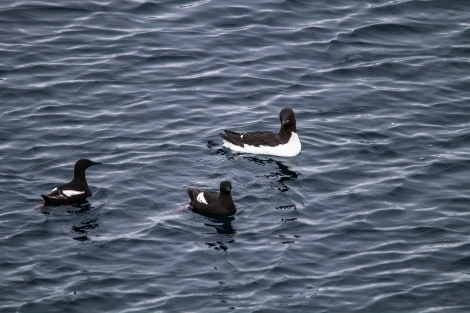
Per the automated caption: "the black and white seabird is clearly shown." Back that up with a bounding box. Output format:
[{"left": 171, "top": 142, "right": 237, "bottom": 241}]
[
  {"left": 41, "top": 159, "right": 101, "bottom": 206},
  {"left": 220, "top": 107, "right": 301, "bottom": 157},
  {"left": 187, "top": 181, "right": 236, "bottom": 216}
]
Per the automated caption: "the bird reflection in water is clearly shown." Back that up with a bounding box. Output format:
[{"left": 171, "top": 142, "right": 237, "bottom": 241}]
[
  {"left": 203, "top": 215, "right": 236, "bottom": 251},
  {"left": 246, "top": 156, "right": 300, "bottom": 192},
  {"left": 205, "top": 239, "right": 235, "bottom": 252},
  {"left": 216, "top": 147, "right": 300, "bottom": 192},
  {"left": 203, "top": 214, "right": 236, "bottom": 235},
  {"left": 72, "top": 214, "right": 100, "bottom": 242},
  {"left": 37, "top": 201, "right": 99, "bottom": 242}
]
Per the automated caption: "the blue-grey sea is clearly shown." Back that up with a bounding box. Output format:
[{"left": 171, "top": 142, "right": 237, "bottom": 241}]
[{"left": 1, "top": 1, "right": 470, "bottom": 312}]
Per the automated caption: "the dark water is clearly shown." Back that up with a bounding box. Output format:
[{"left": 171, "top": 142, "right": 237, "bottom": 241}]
[{"left": 1, "top": 0, "right": 470, "bottom": 312}]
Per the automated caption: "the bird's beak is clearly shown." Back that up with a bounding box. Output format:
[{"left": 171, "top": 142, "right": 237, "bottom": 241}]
[
  {"left": 91, "top": 161, "right": 102, "bottom": 166},
  {"left": 282, "top": 119, "right": 290, "bottom": 127}
]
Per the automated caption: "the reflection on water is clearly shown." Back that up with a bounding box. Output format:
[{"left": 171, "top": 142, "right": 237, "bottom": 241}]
[
  {"left": 247, "top": 156, "right": 300, "bottom": 192},
  {"left": 68, "top": 202, "right": 92, "bottom": 214},
  {"left": 217, "top": 147, "right": 301, "bottom": 191},
  {"left": 72, "top": 215, "right": 100, "bottom": 242},
  {"left": 37, "top": 201, "right": 101, "bottom": 242},
  {"left": 279, "top": 234, "right": 302, "bottom": 245},
  {"left": 203, "top": 215, "right": 236, "bottom": 235},
  {"left": 205, "top": 239, "right": 235, "bottom": 252},
  {"left": 276, "top": 204, "right": 297, "bottom": 210},
  {"left": 203, "top": 215, "right": 236, "bottom": 251}
]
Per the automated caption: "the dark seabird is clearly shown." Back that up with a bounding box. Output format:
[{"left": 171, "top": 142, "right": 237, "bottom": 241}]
[
  {"left": 220, "top": 107, "right": 301, "bottom": 157},
  {"left": 187, "top": 181, "right": 236, "bottom": 216},
  {"left": 41, "top": 159, "right": 101, "bottom": 206}
]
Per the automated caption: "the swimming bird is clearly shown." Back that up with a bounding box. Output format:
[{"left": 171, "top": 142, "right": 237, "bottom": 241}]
[
  {"left": 187, "top": 181, "right": 236, "bottom": 216},
  {"left": 41, "top": 159, "right": 101, "bottom": 206},
  {"left": 220, "top": 107, "right": 301, "bottom": 157}
]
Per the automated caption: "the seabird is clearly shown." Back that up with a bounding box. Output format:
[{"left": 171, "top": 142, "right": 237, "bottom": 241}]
[
  {"left": 41, "top": 159, "right": 101, "bottom": 206},
  {"left": 187, "top": 181, "right": 236, "bottom": 216},
  {"left": 220, "top": 107, "right": 301, "bottom": 157}
]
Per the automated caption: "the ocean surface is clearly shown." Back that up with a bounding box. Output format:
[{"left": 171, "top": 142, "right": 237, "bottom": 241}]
[{"left": 1, "top": 0, "right": 470, "bottom": 312}]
